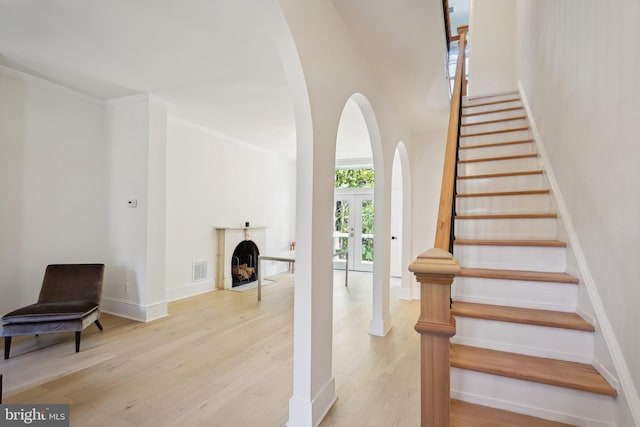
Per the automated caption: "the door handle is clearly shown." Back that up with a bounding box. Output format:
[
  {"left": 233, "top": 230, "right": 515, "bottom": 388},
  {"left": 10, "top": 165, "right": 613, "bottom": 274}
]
[{"left": 391, "top": 236, "right": 398, "bottom": 240}]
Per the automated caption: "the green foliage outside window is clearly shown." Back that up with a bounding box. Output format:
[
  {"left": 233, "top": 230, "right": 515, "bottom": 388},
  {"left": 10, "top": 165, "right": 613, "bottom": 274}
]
[
  {"left": 334, "top": 168, "right": 376, "bottom": 263},
  {"left": 335, "top": 168, "right": 375, "bottom": 188},
  {"left": 361, "top": 199, "right": 374, "bottom": 261}
]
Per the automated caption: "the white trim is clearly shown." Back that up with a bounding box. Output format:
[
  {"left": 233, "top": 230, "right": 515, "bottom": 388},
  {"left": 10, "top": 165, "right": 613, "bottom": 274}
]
[
  {"left": 101, "top": 297, "right": 169, "bottom": 322},
  {"left": 369, "top": 312, "right": 392, "bottom": 337},
  {"left": 0, "top": 64, "right": 104, "bottom": 105},
  {"left": 104, "top": 93, "right": 150, "bottom": 106},
  {"left": 287, "top": 377, "right": 337, "bottom": 427},
  {"left": 166, "top": 280, "right": 216, "bottom": 302},
  {"left": 519, "top": 81, "right": 640, "bottom": 425},
  {"left": 451, "top": 390, "right": 615, "bottom": 427},
  {"left": 576, "top": 306, "right": 596, "bottom": 326},
  {"left": 335, "top": 157, "right": 374, "bottom": 169},
  {"left": 397, "top": 286, "right": 413, "bottom": 301},
  {"left": 594, "top": 356, "right": 622, "bottom": 394},
  {"left": 168, "top": 115, "right": 292, "bottom": 159}
]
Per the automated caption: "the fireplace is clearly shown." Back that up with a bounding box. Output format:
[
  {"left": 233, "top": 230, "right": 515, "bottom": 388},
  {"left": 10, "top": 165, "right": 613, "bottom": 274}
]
[
  {"left": 215, "top": 226, "right": 266, "bottom": 290},
  {"left": 231, "top": 240, "right": 259, "bottom": 286}
]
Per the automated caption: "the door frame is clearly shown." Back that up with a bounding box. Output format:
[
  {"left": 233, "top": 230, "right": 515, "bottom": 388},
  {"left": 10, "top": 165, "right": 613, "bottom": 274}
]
[{"left": 333, "top": 188, "right": 375, "bottom": 272}]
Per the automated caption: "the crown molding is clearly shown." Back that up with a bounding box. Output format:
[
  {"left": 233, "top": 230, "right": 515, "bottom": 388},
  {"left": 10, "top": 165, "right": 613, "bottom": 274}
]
[{"left": 0, "top": 64, "right": 104, "bottom": 105}]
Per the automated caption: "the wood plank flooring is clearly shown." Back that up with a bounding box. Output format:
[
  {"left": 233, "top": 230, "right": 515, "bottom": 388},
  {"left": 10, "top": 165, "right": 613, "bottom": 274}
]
[
  {"left": 2, "top": 273, "right": 580, "bottom": 426},
  {"left": 1, "top": 272, "right": 423, "bottom": 427}
]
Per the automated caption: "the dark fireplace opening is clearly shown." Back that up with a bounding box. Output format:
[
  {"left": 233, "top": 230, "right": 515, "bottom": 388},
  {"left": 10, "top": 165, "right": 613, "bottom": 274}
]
[{"left": 231, "top": 240, "right": 259, "bottom": 286}]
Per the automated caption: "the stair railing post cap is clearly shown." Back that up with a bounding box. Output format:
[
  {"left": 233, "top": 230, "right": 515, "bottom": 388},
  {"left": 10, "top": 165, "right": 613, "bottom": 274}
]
[{"left": 408, "top": 248, "right": 461, "bottom": 275}]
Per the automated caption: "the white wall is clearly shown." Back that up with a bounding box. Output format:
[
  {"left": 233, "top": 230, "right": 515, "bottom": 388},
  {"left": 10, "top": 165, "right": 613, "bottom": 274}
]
[
  {"left": 411, "top": 129, "right": 448, "bottom": 258},
  {"left": 468, "top": 0, "right": 517, "bottom": 96},
  {"left": 165, "top": 118, "right": 296, "bottom": 300},
  {"left": 103, "top": 95, "right": 168, "bottom": 321},
  {"left": 515, "top": 1, "right": 640, "bottom": 424},
  {"left": 0, "top": 68, "right": 106, "bottom": 316}
]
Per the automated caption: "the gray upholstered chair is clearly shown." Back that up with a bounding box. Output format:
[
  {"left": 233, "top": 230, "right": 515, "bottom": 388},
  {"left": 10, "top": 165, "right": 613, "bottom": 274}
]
[{"left": 2, "top": 264, "right": 105, "bottom": 359}]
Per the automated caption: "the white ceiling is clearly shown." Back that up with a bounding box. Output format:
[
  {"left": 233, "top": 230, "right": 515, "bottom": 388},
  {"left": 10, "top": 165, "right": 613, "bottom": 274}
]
[{"left": 0, "top": 1, "right": 450, "bottom": 160}]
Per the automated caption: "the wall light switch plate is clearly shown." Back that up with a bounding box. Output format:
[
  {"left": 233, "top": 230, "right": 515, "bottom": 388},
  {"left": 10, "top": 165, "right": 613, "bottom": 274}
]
[{"left": 127, "top": 199, "right": 138, "bottom": 208}]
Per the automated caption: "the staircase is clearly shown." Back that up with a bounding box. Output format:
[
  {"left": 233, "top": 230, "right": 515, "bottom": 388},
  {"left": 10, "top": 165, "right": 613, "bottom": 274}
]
[{"left": 449, "top": 91, "right": 617, "bottom": 425}]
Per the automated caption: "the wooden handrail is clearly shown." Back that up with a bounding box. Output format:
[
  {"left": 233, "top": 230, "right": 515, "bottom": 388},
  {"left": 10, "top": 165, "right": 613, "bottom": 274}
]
[
  {"left": 442, "top": 0, "right": 452, "bottom": 48},
  {"left": 408, "top": 25, "right": 467, "bottom": 427},
  {"left": 434, "top": 27, "right": 467, "bottom": 250}
]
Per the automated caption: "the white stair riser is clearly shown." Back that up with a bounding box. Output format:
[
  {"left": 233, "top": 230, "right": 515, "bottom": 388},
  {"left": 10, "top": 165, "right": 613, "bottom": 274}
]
[
  {"left": 458, "top": 157, "right": 540, "bottom": 176},
  {"left": 462, "top": 108, "right": 525, "bottom": 125},
  {"left": 459, "top": 142, "right": 536, "bottom": 161},
  {"left": 463, "top": 93, "right": 520, "bottom": 106},
  {"left": 458, "top": 174, "right": 546, "bottom": 193},
  {"left": 461, "top": 129, "right": 531, "bottom": 147},
  {"left": 452, "top": 276, "right": 578, "bottom": 312},
  {"left": 463, "top": 100, "right": 523, "bottom": 115},
  {"left": 453, "top": 317, "right": 593, "bottom": 363},
  {"left": 453, "top": 244, "right": 566, "bottom": 272},
  {"left": 461, "top": 118, "right": 529, "bottom": 136},
  {"left": 457, "top": 193, "right": 553, "bottom": 214},
  {"left": 455, "top": 217, "right": 558, "bottom": 240},
  {"left": 451, "top": 369, "right": 616, "bottom": 427}
]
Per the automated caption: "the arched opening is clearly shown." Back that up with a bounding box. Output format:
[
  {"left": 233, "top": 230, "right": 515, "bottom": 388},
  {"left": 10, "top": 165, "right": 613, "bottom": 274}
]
[
  {"left": 392, "top": 141, "right": 414, "bottom": 299},
  {"left": 333, "top": 93, "right": 389, "bottom": 337},
  {"left": 334, "top": 97, "right": 375, "bottom": 273},
  {"left": 390, "top": 147, "right": 403, "bottom": 278}
]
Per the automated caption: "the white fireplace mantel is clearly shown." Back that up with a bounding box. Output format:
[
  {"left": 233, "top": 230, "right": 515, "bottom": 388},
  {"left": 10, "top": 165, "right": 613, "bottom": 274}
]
[{"left": 215, "top": 226, "right": 266, "bottom": 289}]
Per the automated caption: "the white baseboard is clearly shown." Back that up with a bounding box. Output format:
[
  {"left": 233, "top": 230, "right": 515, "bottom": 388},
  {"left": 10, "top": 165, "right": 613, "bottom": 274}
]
[
  {"left": 519, "top": 81, "right": 640, "bottom": 426},
  {"left": 166, "top": 279, "right": 215, "bottom": 302},
  {"left": 369, "top": 312, "right": 392, "bottom": 337},
  {"left": 287, "top": 376, "right": 337, "bottom": 427},
  {"left": 102, "top": 297, "right": 168, "bottom": 322}
]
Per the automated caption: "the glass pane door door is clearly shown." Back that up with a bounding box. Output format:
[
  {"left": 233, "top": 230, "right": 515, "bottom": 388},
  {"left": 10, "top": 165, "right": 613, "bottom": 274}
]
[
  {"left": 333, "top": 193, "right": 374, "bottom": 272},
  {"left": 333, "top": 195, "right": 353, "bottom": 271}
]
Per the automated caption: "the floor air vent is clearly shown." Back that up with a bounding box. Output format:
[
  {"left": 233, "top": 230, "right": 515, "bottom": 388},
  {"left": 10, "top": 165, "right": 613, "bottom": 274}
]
[{"left": 192, "top": 260, "right": 208, "bottom": 282}]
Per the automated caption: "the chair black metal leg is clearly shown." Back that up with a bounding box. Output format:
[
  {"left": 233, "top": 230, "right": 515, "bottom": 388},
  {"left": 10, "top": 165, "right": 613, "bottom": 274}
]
[
  {"left": 4, "top": 337, "right": 11, "bottom": 360},
  {"left": 94, "top": 319, "right": 103, "bottom": 331},
  {"left": 75, "top": 331, "right": 81, "bottom": 353}
]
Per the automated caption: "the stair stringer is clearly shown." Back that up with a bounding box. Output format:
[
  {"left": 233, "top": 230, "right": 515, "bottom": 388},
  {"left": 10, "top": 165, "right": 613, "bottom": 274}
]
[{"left": 519, "top": 83, "right": 640, "bottom": 427}]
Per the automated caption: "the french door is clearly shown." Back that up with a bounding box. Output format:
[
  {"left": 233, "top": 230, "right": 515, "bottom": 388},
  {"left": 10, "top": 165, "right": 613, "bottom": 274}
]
[{"left": 333, "top": 191, "right": 374, "bottom": 272}]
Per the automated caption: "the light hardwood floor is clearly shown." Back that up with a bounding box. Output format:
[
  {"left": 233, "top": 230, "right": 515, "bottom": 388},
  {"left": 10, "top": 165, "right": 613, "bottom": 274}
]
[{"left": 2, "top": 272, "right": 422, "bottom": 426}]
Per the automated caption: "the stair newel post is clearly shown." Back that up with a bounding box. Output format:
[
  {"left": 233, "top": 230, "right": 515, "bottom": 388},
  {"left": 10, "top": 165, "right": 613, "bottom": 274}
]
[{"left": 409, "top": 248, "right": 460, "bottom": 427}]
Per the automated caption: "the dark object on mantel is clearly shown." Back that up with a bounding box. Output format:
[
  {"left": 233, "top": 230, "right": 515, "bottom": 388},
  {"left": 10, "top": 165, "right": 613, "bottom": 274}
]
[
  {"left": 2, "top": 264, "right": 105, "bottom": 359},
  {"left": 245, "top": 221, "right": 250, "bottom": 227}
]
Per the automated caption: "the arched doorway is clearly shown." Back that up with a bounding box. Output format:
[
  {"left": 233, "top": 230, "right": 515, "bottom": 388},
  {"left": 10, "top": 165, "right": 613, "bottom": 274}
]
[{"left": 334, "top": 98, "right": 375, "bottom": 273}]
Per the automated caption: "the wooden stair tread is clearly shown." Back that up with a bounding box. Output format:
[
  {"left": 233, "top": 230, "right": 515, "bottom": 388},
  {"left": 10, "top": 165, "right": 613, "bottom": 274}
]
[
  {"left": 451, "top": 399, "right": 576, "bottom": 427},
  {"left": 465, "top": 91, "right": 519, "bottom": 102},
  {"left": 459, "top": 138, "right": 533, "bottom": 150},
  {"left": 461, "top": 115, "right": 526, "bottom": 127},
  {"left": 450, "top": 344, "right": 617, "bottom": 396},
  {"left": 457, "top": 189, "right": 550, "bottom": 197},
  {"left": 458, "top": 170, "right": 543, "bottom": 179},
  {"left": 456, "top": 213, "right": 557, "bottom": 219},
  {"left": 462, "top": 98, "right": 521, "bottom": 108},
  {"left": 462, "top": 126, "right": 529, "bottom": 138},
  {"left": 455, "top": 239, "right": 566, "bottom": 247},
  {"left": 462, "top": 106, "right": 523, "bottom": 117},
  {"left": 459, "top": 268, "right": 579, "bottom": 284},
  {"left": 458, "top": 153, "right": 538, "bottom": 164},
  {"left": 451, "top": 301, "right": 594, "bottom": 331}
]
